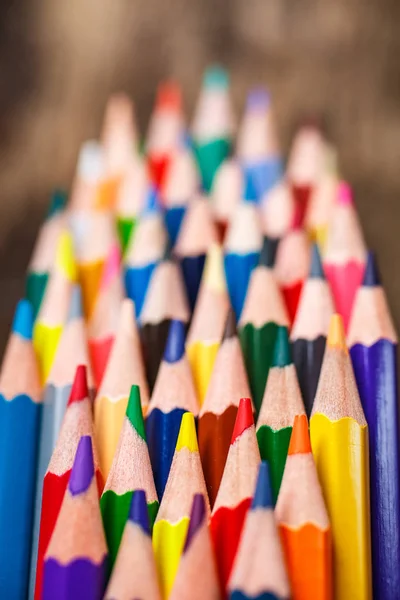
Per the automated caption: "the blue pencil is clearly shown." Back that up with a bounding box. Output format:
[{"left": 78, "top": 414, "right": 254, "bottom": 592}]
[
  {"left": 0, "top": 300, "right": 42, "bottom": 599},
  {"left": 146, "top": 319, "right": 198, "bottom": 499}
]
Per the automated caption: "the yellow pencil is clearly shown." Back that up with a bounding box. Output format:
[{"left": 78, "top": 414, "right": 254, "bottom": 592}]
[
  {"left": 310, "top": 314, "right": 372, "bottom": 600},
  {"left": 186, "top": 242, "right": 229, "bottom": 405},
  {"left": 153, "top": 412, "right": 209, "bottom": 598}
]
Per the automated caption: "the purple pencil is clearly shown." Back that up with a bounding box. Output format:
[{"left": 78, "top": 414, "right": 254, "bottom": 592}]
[
  {"left": 42, "top": 436, "right": 108, "bottom": 600},
  {"left": 348, "top": 251, "right": 400, "bottom": 600}
]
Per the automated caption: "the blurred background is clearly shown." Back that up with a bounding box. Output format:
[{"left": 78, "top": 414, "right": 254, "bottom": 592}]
[{"left": 0, "top": 0, "right": 400, "bottom": 347}]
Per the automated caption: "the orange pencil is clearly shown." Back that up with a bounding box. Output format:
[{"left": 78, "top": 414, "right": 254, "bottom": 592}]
[
  {"left": 198, "top": 308, "right": 251, "bottom": 506},
  {"left": 94, "top": 298, "right": 149, "bottom": 479},
  {"left": 276, "top": 414, "right": 332, "bottom": 600}
]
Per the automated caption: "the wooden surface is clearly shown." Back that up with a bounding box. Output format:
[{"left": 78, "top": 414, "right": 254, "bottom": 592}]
[{"left": 0, "top": 0, "right": 399, "bottom": 349}]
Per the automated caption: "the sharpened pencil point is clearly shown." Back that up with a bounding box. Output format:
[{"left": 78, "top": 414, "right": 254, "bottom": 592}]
[
  {"left": 243, "top": 174, "right": 258, "bottom": 203},
  {"left": 67, "top": 284, "right": 84, "bottom": 322},
  {"left": 47, "top": 188, "right": 67, "bottom": 218},
  {"left": 337, "top": 181, "right": 353, "bottom": 207},
  {"left": 231, "top": 397, "right": 254, "bottom": 444},
  {"left": 203, "top": 243, "right": 226, "bottom": 293},
  {"left": 126, "top": 385, "right": 146, "bottom": 441},
  {"left": 184, "top": 494, "right": 206, "bottom": 552},
  {"left": 247, "top": 87, "right": 271, "bottom": 110},
  {"left": 363, "top": 251, "right": 380, "bottom": 287},
  {"left": 327, "top": 314, "right": 347, "bottom": 352},
  {"left": 143, "top": 185, "right": 161, "bottom": 216},
  {"left": 12, "top": 299, "right": 34, "bottom": 340},
  {"left": 100, "top": 243, "right": 121, "bottom": 290},
  {"left": 68, "top": 365, "right": 89, "bottom": 406},
  {"left": 252, "top": 462, "right": 273, "bottom": 509},
  {"left": 176, "top": 412, "right": 198, "bottom": 453},
  {"left": 203, "top": 65, "right": 229, "bottom": 89},
  {"left": 288, "top": 415, "right": 311, "bottom": 455},
  {"left": 272, "top": 326, "right": 292, "bottom": 368},
  {"left": 258, "top": 236, "right": 277, "bottom": 268},
  {"left": 69, "top": 436, "right": 94, "bottom": 496},
  {"left": 309, "top": 243, "right": 325, "bottom": 279},
  {"left": 222, "top": 307, "right": 237, "bottom": 341},
  {"left": 55, "top": 230, "right": 76, "bottom": 282},
  {"left": 156, "top": 81, "right": 182, "bottom": 112},
  {"left": 164, "top": 320, "right": 186, "bottom": 363},
  {"left": 129, "top": 490, "right": 151, "bottom": 536}
]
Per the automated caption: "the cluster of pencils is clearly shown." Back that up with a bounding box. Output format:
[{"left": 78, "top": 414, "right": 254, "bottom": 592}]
[{"left": 0, "top": 65, "right": 398, "bottom": 600}]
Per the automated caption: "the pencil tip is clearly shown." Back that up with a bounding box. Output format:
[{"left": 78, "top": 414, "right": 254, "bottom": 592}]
[
  {"left": 327, "top": 314, "right": 347, "bottom": 351},
  {"left": 288, "top": 415, "right": 311, "bottom": 455},
  {"left": 272, "top": 326, "right": 292, "bottom": 367},
  {"left": 164, "top": 320, "right": 186, "bottom": 363},
  {"left": 309, "top": 243, "right": 325, "bottom": 279},
  {"left": 12, "top": 299, "right": 34, "bottom": 340},
  {"left": 67, "top": 284, "right": 83, "bottom": 322},
  {"left": 184, "top": 494, "right": 206, "bottom": 552},
  {"left": 176, "top": 412, "right": 198, "bottom": 453},
  {"left": 363, "top": 251, "right": 380, "bottom": 287},
  {"left": 68, "top": 365, "right": 89, "bottom": 406},
  {"left": 69, "top": 435, "right": 94, "bottom": 496},
  {"left": 231, "top": 397, "right": 254, "bottom": 444},
  {"left": 156, "top": 81, "right": 182, "bottom": 112},
  {"left": 222, "top": 307, "right": 237, "bottom": 341},
  {"left": 56, "top": 230, "right": 76, "bottom": 282},
  {"left": 129, "top": 489, "right": 150, "bottom": 536},
  {"left": 100, "top": 243, "right": 121, "bottom": 290},
  {"left": 203, "top": 65, "right": 229, "bottom": 89},
  {"left": 252, "top": 461, "right": 273, "bottom": 509},
  {"left": 163, "top": 237, "right": 174, "bottom": 261},
  {"left": 337, "top": 181, "right": 353, "bottom": 207},
  {"left": 47, "top": 188, "right": 67, "bottom": 219},
  {"left": 243, "top": 173, "right": 258, "bottom": 203},
  {"left": 203, "top": 243, "right": 226, "bottom": 291},
  {"left": 126, "top": 385, "right": 146, "bottom": 441},
  {"left": 246, "top": 87, "right": 270, "bottom": 111},
  {"left": 258, "top": 236, "right": 277, "bottom": 268}
]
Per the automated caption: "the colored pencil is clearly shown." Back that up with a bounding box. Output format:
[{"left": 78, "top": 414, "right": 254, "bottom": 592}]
[
  {"left": 211, "top": 158, "right": 242, "bottom": 242},
  {"left": 0, "top": 300, "right": 42, "bottom": 600},
  {"left": 239, "top": 236, "right": 289, "bottom": 415},
  {"left": 124, "top": 187, "right": 167, "bottom": 319},
  {"left": 68, "top": 140, "right": 105, "bottom": 212},
  {"left": 42, "top": 436, "right": 108, "bottom": 600},
  {"left": 348, "top": 251, "right": 400, "bottom": 599},
  {"left": 174, "top": 194, "right": 218, "bottom": 311},
  {"left": 164, "top": 144, "right": 199, "bottom": 245},
  {"left": 198, "top": 308, "right": 251, "bottom": 506},
  {"left": 153, "top": 412, "right": 209, "bottom": 598},
  {"left": 210, "top": 397, "right": 260, "bottom": 595},
  {"left": 101, "top": 92, "right": 138, "bottom": 179},
  {"left": 256, "top": 325, "right": 305, "bottom": 502},
  {"left": 104, "top": 490, "right": 162, "bottom": 600},
  {"left": 94, "top": 298, "right": 149, "bottom": 479},
  {"left": 310, "top": 314, "right": 372, "bottom": 599},
  {"left": 33, "top": 230, "right": 77, "bottom": 382},
  {"left": 286, "top": 124, "right": 325, "bottom": 226},
  {"left": 228, "top": 461, "right": 290, "bottom": 600},
  {"left": 147, "top": 319, "right": 198, "bottom": 499},
  {"left": 34, "top": 365, "right": 103, "bottom": 600},
  {"left": 304, "top": 170, "right": 337, "bottom": 250},
  {"left": 291, "top": 243, "right": 334, "bottom": 416},
  {"left": 260, "top": 181, "right": 296, "bottom": 262},
  {"left": 73, "top": 209, "right": 117, "bottom": 320},
  {"left": 88, "top": 243, "right": 124, "bottom": 388},
  {"left": 26, "top": 189, "right": 67, "bottom": 319},
  {"left": 237, "top": 88, "right": 283, "bottom": 201},
  {"left": 146, "top": 81, "right": 184, "bottom": 190},
  {"left": 224, "top": 200, "right": 262, "bottom": 320},
  {"left": 170, "top": 494, "right": 220, "bottom": 600},
  {"left": 140, "top": 243, "right": 190, "bottom": 391},
  {"left": 275, "top": 227, "right": 310, "bottom": 324},
  {"left": 115, "top": 156, "right": 148, "bottom": 253},
  {"left": 323, "top": 181, "right": 366, "bottom": 331},
  {"left": 191, "top": 66, "right": 234, "bottom": 192},
  {"left": 186, "top": 242, "right": 230, "bottom": 404},
  {"left": 276, "top": 414, "right": 332, "bottom": 600},
  {"left": 100, "top": 385, "right": 158, "bottom": 567}
]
